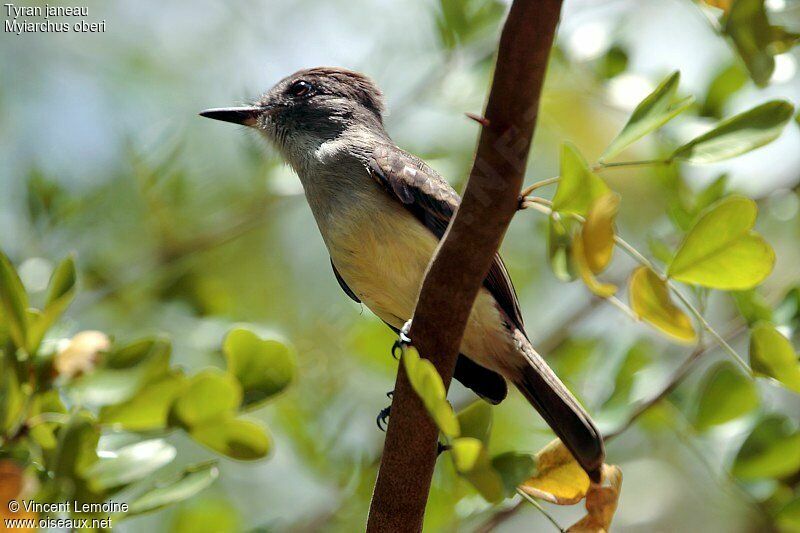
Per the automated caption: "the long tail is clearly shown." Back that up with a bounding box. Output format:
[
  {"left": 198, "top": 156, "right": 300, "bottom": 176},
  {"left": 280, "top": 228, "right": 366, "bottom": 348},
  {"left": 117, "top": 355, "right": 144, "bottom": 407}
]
[{"left": 512, "top": 335, "right": 605, "bottom": 478}]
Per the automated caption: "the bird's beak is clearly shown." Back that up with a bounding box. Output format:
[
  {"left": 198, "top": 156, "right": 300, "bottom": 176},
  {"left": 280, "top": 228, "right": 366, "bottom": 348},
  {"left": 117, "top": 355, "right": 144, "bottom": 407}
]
[{"left": 199, "top": 106, "right": 264, "bottom": 126}]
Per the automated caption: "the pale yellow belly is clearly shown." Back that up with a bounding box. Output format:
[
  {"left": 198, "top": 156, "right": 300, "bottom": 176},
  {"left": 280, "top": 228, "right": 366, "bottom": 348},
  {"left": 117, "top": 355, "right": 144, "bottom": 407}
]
[{"left": 323, "top": 196, "right": 519, "bottom": 375}]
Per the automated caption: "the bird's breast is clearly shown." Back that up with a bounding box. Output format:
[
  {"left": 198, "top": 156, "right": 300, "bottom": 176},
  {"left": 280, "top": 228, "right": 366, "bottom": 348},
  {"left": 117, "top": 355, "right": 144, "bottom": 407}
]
[{"left": 321, "top": 187, "right": 438, "bottom": 328}]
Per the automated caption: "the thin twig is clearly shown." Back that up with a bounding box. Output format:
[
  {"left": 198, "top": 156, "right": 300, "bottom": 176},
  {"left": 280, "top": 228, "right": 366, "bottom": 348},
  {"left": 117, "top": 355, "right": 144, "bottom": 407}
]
[
  {"left": 669, "top": 287, "right": 752, "bottom": 374},
  {"left": 516, "top": 490, "right": 566, "bottom": 532},
  {"left": 593, "top": 159, "right": 671, "bottom": 170},
  {"left": 520, "top": 176, "right": 560, "bottom": 197}
]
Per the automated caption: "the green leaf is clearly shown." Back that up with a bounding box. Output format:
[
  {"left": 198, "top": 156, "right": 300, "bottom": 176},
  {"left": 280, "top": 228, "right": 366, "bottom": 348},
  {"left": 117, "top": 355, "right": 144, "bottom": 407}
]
[
  {"left": 53, "top": 411, "right": 100, "bottom": 483},
  {"left": 492, "top": 452, "right": 536, "bottom": 496},
  {"left": 87, "top": 439, "right": 176, "bottom": 492},
  {"left": 601, "top": 71, "right": 694, "bottom": 161},
  {"left": 701, "top": 63, "right": 748, "bottom": 118},
  {"left": 68, "top": 338, "right": 171, "bottom": 406},
  {"left": 750, "top": 322, "right": 800, "bottom": 393},
  {"left": 629, "top": 267, "right": 696, "bottom": 342},
  {"left": 105, "top": 337, "right": 171, "bottom": 369},
  {"left": 776, "top": 496, "right": 800, "bottom": 533},
  {"left": 451, "top": 437, "right": 504, "bottom": 503},
  {"left": 733, "top": 415, "right": 800, "bottom": 479},
  {"left": 435, "top": 0, "right": 504, "bottom": 50},
  {"left": 647, "top": 236, "right": 675, "bottom": 266},
  {"left": 45, "top": 254, "right": 77, "bottom": 308},
  {"left": 223, "top": 327, "right": 295, "bottom": 408},
  {"left": 456, "top": 401, "right": 492, "bottom": 445},
  {"left": 724, "top": 0, "right": 779, "bottom": 86},
  {"left": 552, "top": 143, "right": 610, "bottom": 216},
  {"left": 547, "top": 215, "right": 579, "bottom": 282},
  {"left": 0, "top": 250, "right": 29, "bottom": 350},
  {"left": 672, "top": 101, "right": 794, "bottom": 163},
  {"left": 99, "top": 371, "right": 187, "bottom": 431},
  {"left": 732, "top": 289, "right": 773, "bottom": 326},
  {"left": 127, "top": 463, "right": 219, "bottom": 516},
  {"left": 694, "top": 174, "right": 729, "bottom": 214},
  {"left": 775, "top": 286, "right": 800, "bottom": 331},
  {"left": 170, "top": 369, "right": 242, "bottom": 428},
  {"left": 694, "top": 361, "right": 759, "bottom": 430},
  {"left": 28, "top": 390, "right": 66, "bottom": 449},
  {"left": 667, "top": 196, "right": 774, "bottom": 289},
  {"left": 27, "top": 254, "right": 77, "bottom": 352},
  {"left": 595, "top": 45, "right": 628, "bottom": 80},
  {"left": 189, "top": 417, "right": 272, "bottom": 460},
  {"left": 0, "top": 356, "right": 25, "bottom": 434},
  {"left": 603, "top": 341, "right": 653, "bottom": 410},
  {"left": 172, "top": 497, "right": 241, "bottom": 533},
  {"left": 402, "top": 347, "right": 460, "bottom": 438}
]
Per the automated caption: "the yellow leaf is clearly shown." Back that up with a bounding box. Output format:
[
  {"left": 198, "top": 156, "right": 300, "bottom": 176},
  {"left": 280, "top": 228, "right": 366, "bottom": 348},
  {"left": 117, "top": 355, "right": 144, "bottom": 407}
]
[
  {"left": 582, "top": 193, "right": 620, "bottom": 274},
  {"left": 573, "top": 238, "right": 617, "bottom": 298},
  {"left": 629, "top": 267, "right": 696, "bottom": 343},
  {"left": 519, "top": 439, "right": 590, "bottom": 505},
  {"left": 568, "top": 464, "right": 623, "bottom": 533},
  {"left": 701, "top": 0, "right": 732, "bottom": 13}
]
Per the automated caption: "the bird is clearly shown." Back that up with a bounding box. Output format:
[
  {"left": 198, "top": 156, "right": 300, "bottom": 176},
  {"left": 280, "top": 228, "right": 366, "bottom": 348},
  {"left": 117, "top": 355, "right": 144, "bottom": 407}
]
[{"left": 200, "top": 67, "right": 605, "bottom": 477}]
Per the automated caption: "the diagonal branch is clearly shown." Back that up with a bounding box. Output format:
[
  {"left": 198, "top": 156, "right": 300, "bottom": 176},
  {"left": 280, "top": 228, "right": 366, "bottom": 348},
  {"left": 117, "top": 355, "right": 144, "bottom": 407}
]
[{"left": 366, "top": 1, "right": 564, "bottom": 531}]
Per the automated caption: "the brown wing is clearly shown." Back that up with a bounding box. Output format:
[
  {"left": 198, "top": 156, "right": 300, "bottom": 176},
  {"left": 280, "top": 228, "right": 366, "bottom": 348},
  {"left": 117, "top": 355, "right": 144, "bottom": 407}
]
[{"left": 368, "top": 144, "right": 526, "bottom": 335}]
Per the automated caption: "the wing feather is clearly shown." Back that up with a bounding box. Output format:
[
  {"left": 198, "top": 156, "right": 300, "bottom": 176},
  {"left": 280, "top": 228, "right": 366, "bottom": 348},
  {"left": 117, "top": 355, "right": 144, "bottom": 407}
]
[{"left": 369, "top": 145, "right": 526, "bottom": 334}]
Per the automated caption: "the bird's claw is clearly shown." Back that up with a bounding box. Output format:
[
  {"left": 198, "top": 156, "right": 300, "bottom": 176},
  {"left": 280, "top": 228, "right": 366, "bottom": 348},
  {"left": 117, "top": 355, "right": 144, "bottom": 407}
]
[
  {"left": 391, "top": 320, "right": 413, "bottom": 359},
  {"left": 376, "top": 390, "right": 395, "bottom": 431},
  {"left": 376, "top": 405, "right": 391, "bottom": 431}
]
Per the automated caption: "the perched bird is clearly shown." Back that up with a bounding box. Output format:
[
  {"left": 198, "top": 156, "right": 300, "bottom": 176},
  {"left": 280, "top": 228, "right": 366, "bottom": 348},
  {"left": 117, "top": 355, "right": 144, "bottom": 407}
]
[{"left": 200, "top": 67, "right": 605, "bottom": 476}]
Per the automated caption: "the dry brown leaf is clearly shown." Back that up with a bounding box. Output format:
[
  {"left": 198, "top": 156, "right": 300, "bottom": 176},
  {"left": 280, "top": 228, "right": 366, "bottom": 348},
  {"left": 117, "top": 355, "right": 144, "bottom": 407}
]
[
  {"left": 568, "top": 464, "right": 623, "bottom": 533},
  {"left": 54, "top": 330, "right": 110, "bottom": 378},
  {"left": 0, "top": 460, "right": 37, "bottom": 531}
]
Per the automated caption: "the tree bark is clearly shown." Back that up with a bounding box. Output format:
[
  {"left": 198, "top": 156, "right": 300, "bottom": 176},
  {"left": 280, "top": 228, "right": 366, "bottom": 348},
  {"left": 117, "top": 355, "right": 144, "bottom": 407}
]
[{"left": 366, "top": 1, "right": 564, "bottom": 531}]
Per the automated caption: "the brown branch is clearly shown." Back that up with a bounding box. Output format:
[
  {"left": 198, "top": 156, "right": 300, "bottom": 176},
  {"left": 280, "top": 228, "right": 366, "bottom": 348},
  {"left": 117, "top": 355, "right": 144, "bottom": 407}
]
[{"left": 365, "top": 1, "right": 564, "bottom": 531}]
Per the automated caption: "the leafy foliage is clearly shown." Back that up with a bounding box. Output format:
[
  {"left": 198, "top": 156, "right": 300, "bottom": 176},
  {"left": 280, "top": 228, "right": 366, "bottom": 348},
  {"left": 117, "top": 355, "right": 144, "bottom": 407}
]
[
  {"left": 0, "top": 253, "right": 294, "bottom": 525},
  {"left": 601, "top": 71, "right": 694, "bottom": 162},
  {"left": 723, "top": 0, "right": 799, "bottom": 86},
  {"left": 667, "top": 196, "right": 774, "bottom": 289},
  {"left": 671, "top": 101, "right": 794, "bottom": 163},
  {"left": 2, "top": 1, "right": 798, "bottom": 530},
  {"left": 694, "top": 361, "right": 758, "bottom": 430}
]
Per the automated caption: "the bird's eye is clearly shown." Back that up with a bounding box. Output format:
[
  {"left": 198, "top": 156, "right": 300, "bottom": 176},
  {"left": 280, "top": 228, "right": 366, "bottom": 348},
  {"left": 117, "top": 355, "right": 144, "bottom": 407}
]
[{"left": 287, "top": 80, "right": 312, "bottom": 98}]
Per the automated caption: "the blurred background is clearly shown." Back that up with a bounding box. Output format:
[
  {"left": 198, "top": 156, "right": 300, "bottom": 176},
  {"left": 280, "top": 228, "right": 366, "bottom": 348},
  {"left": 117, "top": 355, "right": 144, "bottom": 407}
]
[{"left": 2, "top": 0, "right": 800, "bottom": 531}]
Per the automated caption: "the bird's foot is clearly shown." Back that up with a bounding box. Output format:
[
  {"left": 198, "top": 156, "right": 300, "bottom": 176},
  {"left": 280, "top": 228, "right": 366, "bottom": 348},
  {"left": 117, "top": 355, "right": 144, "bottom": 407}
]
[
  {"left": 376, "top": 406, "right": 391, "bottom": 431},
  {"left": 376, "top": 390, "right": 394, "bottom": 431},
  {"left": 391, "top": 319, "right": 413, "bottom": 359}
]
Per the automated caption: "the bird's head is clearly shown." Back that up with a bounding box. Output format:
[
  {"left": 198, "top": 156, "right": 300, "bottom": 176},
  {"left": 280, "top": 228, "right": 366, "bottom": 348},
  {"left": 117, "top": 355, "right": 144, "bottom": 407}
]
[{"left": 200, "top": 67, "right": 386, "bottom": 156}]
